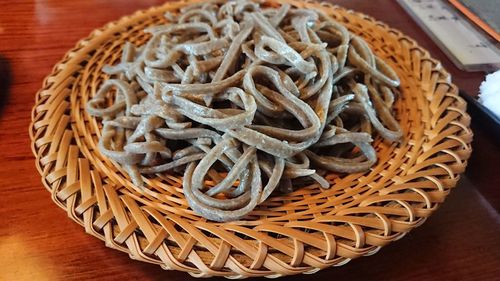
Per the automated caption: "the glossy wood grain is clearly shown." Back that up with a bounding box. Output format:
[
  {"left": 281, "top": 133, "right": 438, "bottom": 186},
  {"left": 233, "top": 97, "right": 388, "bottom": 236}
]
[{"left": 0, "top": 1, "right": 498, "bottom": 280}]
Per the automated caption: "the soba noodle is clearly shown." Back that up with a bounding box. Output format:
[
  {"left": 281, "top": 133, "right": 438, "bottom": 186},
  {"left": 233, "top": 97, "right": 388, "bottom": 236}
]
[{"left": 87, "top": 0, "right": 402, "bottom": 222}]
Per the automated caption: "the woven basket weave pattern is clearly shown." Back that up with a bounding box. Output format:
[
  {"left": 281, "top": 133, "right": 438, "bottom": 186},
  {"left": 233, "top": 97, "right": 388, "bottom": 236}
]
[{"left": 29, "top": 0, "right": 472, "bottom": 278}]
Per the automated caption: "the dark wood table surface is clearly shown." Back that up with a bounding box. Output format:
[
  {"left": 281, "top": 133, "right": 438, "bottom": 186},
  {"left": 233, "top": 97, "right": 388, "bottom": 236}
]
[{"left": 0, "top": 1, "right": 499, "bottom": 280}]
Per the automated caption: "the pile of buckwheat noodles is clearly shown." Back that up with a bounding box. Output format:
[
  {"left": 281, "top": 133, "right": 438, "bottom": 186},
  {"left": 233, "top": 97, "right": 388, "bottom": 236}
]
[{"left": 87, "top": 0, "right": 402, "bottom": 222}]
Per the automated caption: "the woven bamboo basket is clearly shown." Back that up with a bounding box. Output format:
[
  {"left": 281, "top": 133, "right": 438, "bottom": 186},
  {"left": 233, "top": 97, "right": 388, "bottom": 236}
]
[{"left": 29, "top": 0, "right": 473, "bottom": 278}]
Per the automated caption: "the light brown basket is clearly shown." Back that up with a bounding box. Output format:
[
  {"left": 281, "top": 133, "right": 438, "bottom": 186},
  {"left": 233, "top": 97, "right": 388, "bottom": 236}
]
[{"left": 29, "top": 0, "right": 472, "bottom": 278}]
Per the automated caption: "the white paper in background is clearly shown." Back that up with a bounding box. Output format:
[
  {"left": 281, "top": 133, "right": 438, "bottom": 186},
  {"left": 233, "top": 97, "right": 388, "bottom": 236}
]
[{"left": 398, "top": 0, "right": 500, "bottom": 72}]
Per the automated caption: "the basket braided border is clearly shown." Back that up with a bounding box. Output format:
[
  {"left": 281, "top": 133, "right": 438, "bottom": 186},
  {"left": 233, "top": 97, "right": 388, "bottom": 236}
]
[{"left": 29, "top": 0, "right": 473, "bottom": 278}]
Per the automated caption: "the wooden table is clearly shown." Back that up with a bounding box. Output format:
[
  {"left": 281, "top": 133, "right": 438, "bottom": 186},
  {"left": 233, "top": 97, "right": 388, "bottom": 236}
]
[{"left": 0, "top": 1, "right": 498, "bottom": 280}]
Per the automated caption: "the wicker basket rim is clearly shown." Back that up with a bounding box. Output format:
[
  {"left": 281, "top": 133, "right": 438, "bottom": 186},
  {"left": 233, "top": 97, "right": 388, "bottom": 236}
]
[{"left": 29, "top": 0, "right": 472, "bottom": 278}]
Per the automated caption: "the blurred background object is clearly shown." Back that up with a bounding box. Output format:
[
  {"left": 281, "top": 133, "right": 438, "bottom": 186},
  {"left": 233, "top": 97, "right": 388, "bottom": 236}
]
[
  {"left": 449, "top": 0, "right": 500, "bottom": 42},
  {"left": 398, "top": 0, "right": 500, "bottom": 72},
  {"left": 0, "top": 55, "right": 11, "bottom": 116},
  {"left": 478, "top": 70, "right": 500, "bottom": 119}
]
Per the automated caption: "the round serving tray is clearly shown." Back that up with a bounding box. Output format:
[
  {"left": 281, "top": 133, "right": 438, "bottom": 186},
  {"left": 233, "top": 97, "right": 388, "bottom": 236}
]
[{"left": 29, "top": 0, "right": 472, "bottom": 278}]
